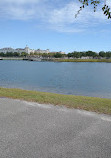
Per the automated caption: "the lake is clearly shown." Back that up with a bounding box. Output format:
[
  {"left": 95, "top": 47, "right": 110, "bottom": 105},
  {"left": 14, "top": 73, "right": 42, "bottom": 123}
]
[{"left": 0, "top": 60, "right": 111, "bottom": 98}]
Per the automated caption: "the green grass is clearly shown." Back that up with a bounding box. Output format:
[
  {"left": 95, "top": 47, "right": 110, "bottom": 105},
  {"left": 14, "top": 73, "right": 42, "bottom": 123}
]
[
  {"left": 2, "top": 57, "right": 23, "bottom": 60},
  {"left": 54, "top": 59, "right": 111, "bottom": 62},
  {"left": 0, "top": 87, "right": 111, "bottom": 114}
]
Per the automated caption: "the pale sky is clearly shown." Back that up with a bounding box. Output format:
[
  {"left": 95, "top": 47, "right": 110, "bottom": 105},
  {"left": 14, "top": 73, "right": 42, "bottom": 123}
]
[{"left": 0, "top": 0, "right": 111, "bottom": 53}]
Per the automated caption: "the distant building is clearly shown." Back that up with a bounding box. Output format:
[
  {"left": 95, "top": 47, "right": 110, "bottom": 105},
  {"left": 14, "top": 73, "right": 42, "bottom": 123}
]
[
  {"left": 34, "top": 49, "right": 50, "bottom": 54},
  {"left": 0, "top": 46, "right": 37, "bottom": 54},
  {"left": 58, "top": 51, "right": 65, "bottom": 54},
  {"left": 0, "top": 46, "right": 65, "bottom": 55},
  {"left": 0, "top": 47, "right": 14, "bottom": 53},
  {"left": 24, "top": 45, "right": 34, "bottom": 54},
  {"left": 15, "top": 46, "right": 34, "bottom": 54},
  {"left": 50, "top": 51, "right": 65, "bottom": 54},
  {"left": 15, "top": 48, "right": 26, "bottom": 54},
  {"left": 81, "top": 56, "right": 93, "bottom": 59}
]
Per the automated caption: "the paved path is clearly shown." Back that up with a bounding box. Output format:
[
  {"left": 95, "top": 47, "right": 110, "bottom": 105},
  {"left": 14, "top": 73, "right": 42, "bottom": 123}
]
[{"left": 0, "top": 98, "right": 111, "bottom": 158}]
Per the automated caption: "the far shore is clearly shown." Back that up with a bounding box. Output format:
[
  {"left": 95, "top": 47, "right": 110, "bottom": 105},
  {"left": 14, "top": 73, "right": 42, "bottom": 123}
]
[
  {"left": 0, "top": 87, "right": 111, "bottom": 114},
  {"left": 1, "top": 57, "right": 111, "bottom": 62},
  {"left": 2, "top": 57, "right": 23, "bottom": 60},
  {"left": 53, "top": 58, "right": 111, "bottom": 62}
]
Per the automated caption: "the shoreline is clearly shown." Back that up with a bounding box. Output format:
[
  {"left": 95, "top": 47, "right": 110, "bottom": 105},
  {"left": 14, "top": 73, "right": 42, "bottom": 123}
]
[
  {"left": 2, "top": 57, "right": 23, "bottom": 60},
  {"left": 53, "top": 59, "right": 111, "bottom": 62},
  {"left": 1, "top": 57, "right": 111, "bottom": 62},
  {"left": 0, "top": 87, "right": 111, "bottom": 114}
]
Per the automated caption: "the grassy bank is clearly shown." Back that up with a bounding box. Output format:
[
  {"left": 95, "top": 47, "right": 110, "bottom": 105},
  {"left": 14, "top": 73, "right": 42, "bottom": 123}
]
[
  {"left": 0, "top": 87, "right": 111, "bottom": 114},
  {"left": 2, "top": 57, "right": 23, "bottom": 60},
  {"left": 1, "top": 58, "right": 111, "bottom": 62},
  {"left": 54, "top": 59, "right": 111, "bottom": 62}
]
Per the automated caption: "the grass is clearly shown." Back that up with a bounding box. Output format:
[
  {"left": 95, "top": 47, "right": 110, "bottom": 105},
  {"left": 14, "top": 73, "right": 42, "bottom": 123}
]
[
  {"left": 54, "top": 59, "right": 111, "bottom": 62},
  {"left": 0, "top": 87, "right": 111, "bottom": 114},
  {"left": 2, "top": 57, "right": 23, "bottom": 60},
  {"left": 1, "top": 58, "right": 111, "bottom": 62}
]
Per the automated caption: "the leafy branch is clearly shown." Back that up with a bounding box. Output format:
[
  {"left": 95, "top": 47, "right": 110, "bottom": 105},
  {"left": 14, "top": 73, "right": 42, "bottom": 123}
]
[
  {"left": 75, "top": 0, "right": 111, "bottom": 19},
  {"left": 102, "top": 4, "right": 111, "bottom": 19}
]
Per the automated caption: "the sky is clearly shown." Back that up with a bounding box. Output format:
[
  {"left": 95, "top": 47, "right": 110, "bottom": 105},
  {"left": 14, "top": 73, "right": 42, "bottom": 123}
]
[{"left": 0, "top": 0, "right": 111, "bottom": 53}]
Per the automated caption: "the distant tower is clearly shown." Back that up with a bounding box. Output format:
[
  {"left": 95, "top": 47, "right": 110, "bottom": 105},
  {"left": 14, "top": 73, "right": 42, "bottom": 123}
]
[{"left": 25, "top": 45, "right": 30, "bottom": 54}]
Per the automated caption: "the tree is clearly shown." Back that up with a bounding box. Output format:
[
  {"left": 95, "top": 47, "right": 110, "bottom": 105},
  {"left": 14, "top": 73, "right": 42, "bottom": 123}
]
[
  {"left": 6, "top": 52, "right": 13, "bottom": 57},
  {"left": 13, "top": 52, "right": 20, "bottom": 57},
  {"left": 106, "top": 51, "right": 111, "bottom": 58},
  {"left": 42, "top": 53, "right": 48, "bottom": 58},
  {"left": 85, "top": 51, "right": 97, "bottom": 57},
  {"left": 54, "top": 53, "right": 62, "bottom": 58},
  {"left": 99, "top": 51, "right": 106, "bottom": 57},
  {"left": 76, "top": 0, "right": 111, "bottom": 19},
  {"left": 21, "top": 52, "right": 28, "bottom": 57},
  {"left": 0, "top": 52, "right": 5, "bottom": 57},
  {"left": 72, "top": 51, "right": 81, "bottom": 58},
  {"left": 48, "top": 53, "right": 55, "bottom": 58}
]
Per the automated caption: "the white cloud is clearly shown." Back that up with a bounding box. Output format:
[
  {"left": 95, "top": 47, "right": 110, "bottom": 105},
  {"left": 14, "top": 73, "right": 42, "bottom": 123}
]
[
  {"left": 49, "top": 25, "right": 85, "bottom": 33},
  {"left": 106, "top": 0, "right": 111, "bottom": 7},
  {"left": 0, "top": 0, "right": 45, "bottom": 20},
  {"left": 0, "top": 0, "right": 110, "bottom": 32},
  {"left": 49, "top": 2, "right": 107, "bottom": 24},
  {"left": 1, "top": 0, "right": 40, "bottom": 4},
  {"left": 46, "top": 1, "right": 110, "bottom": 32},
  {"left": 5, "top": 7, "right": 36, "bottom": 20}
]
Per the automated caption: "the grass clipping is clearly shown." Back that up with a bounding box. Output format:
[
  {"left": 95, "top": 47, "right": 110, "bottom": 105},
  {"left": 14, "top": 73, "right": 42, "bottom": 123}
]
[{"left": 0, "top": 87, "right": 111, "bottom": 114}]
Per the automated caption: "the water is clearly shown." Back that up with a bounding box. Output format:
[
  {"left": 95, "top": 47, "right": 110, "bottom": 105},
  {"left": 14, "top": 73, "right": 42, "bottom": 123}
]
[{"left": 0, "top": 60, "right": 111, "bottom": 98}]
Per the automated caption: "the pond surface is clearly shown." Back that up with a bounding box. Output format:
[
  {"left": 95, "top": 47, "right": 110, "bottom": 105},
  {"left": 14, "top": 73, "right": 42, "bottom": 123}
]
[{"left": 0, "top": 60, "right": 111, "bottom": 98}]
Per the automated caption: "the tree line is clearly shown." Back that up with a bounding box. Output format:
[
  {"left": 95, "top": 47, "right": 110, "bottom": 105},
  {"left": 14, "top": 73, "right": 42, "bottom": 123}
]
[
  {"left": 0, "top": 52, "right": 64, "bottom": 58},
  {"left": 0, "top": 52, "right": 28, "bottom": 57},
  {"left": 67, "top": 51, "right": 111, "bottom": 58},
  {"left": 0, "top": 51, "right": 111, "bottom": 58}
]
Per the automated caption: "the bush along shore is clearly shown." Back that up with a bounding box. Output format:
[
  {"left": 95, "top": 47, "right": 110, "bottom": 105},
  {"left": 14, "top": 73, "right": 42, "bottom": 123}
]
[
  {"left": 0, "top": 87, "right": 111, "bottom": 114},
  {"left": 1, "top": 57, "right": 111, "bottom": 62},
  {"left": 53, "top": 59, "right": 111, "bottom": 62},
  {"left": 1, "top": 50, "right": 111, "bottom": 62}
]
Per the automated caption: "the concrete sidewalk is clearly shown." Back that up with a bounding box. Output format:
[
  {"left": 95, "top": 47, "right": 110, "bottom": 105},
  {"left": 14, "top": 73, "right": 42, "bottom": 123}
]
[{"left": 0, "top": 98, "right": 111, "bottom": 158}]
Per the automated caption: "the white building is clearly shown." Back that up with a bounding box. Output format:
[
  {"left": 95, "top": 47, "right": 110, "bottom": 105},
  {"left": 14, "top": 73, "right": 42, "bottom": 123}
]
[
  {"left": 0, "top": 46, "right": 65, "bottom": 55},
  {"left": 34, "top": 49, "right": 50, "bottom": 54},
  {"left": 81, "top": 56, "right": 93, "bottom": 59},
  {"left": 50, "top": 51, "right": 65, "bottom": 54},
  {"left": 0, "top": 46, "right": 35, "bottom": 54},
  {"left": 24, "top": 45, "right": 34, "bottom": 54},
  {"left": 15, "top": 46, "right": 34, "bottom": 54},
  {"left": 0, "top": 47, "right": 14, "bottom": 53},
  {"left": 15, "top": 48, "right": 26, "bottom": 54}
]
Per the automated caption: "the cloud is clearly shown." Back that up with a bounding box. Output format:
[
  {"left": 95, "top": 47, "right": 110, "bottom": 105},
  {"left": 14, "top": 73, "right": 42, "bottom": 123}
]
[
  {"left": 106, "top": 0, "right": 111, "bottom": 7},
  {"left": 5, "top": 7, "right": 36, "bottom": 20},
  {"left": 0, "top": 0, "right": 110, "bottom": 32},
  {"left": 1, "top": 0, "right": 40, "bottom": 4},
  {"left": 49, "top": 2, "right": 107, "bottom": 24},
  {"left": 46, "top": 1, "right": 110, "bottom": 32},
  {"left": 0, "top": 0, "right": 43, "bottom": 20}
]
